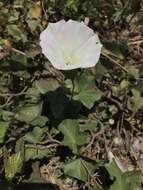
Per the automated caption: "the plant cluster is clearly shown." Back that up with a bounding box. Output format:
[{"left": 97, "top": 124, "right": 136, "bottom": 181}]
[{"left": 0, "top": 0, "right": 143, "bottom": 189}]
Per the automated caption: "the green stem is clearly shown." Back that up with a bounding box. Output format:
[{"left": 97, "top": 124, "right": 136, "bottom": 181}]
[{"left": 71, "top": 78, "right": 75, "bottom": 100}]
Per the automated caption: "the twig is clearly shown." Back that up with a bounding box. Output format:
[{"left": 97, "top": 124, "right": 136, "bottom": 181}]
[
  {"left": 131, "top": 125, "right": 143, "bottom": 134},
  {"left": 0, "top": 76, "right": 36, "bottom": 108},
  {"left": 0, "top": 96, "right": 13, "bottom": 108},
  {"left": 128, "top": 39, "right": 143, "bottom": 45},
  {"left": 38, "top": 138, "right": 61, "bottom": 145},
  {"left": 106, "top": 94, "right": 123, "bottom": 111},
  {"left": 80, "top": 159, "right": 94, "bottom": 182},
  {"left": 101, "top": 48, "right": 128, "bottom": 73},
  {"left": 81, "top": 159, "right": 102, "bottom": 189},
  {"left": 46, "top": 132, "right": 61, "bottom": 144},
  {"left": 102, "top": 132, "right": 109, "bottom": 157},
  {"left": 71, "top": 78, "right": 75, "bottom": 99},
  {"left": 81, "top": 127, "right": 106, "bottom": 154},
  {"left": 41, "top": 0, "right": 48, "bottom": 20},
  {"left": 25, "top": 143, "right": 59, "bottom": 149},
  {"left": 0, "top": 88, "right": 27, "bottom": 97},
  {"left": 11, "top": 47, "right": 26, "bottom": 55}
]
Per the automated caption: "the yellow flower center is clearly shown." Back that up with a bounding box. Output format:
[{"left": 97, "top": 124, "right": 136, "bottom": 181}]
[
  {"left": 64, "top": 56, "right": 72, "bottom": 65},
  {"left": 62, "top": 51, "right": 79, "bottom": 65}
]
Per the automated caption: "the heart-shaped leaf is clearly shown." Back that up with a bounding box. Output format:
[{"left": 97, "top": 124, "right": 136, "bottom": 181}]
[
  {"left": 64, "top": 158, "right": 95, "bottom": 182},
  {"left": 73, "top": 73, "right": 103, "bottom": 109},
  {"left": 24, "top": 127, "right": 45, "bottom": 144},
  {"left": 58, "top": 119, "right": 87, "bottom": 153},
  {"left": 15, "top": 102, "right": 42, "bottom": 123}
]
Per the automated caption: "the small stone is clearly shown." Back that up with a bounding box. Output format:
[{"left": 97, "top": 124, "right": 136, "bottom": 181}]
[
  {"left": 109, "top": 119, "right": 115, "bottom": 125},
  {"left": 113, "top": 137, "right": 122, "bottom": 145},
  {"left": 128, "top": 165, "right": 134, "bottom": 171}
]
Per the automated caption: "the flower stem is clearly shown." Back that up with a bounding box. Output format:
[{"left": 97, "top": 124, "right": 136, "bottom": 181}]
[{"left": 71, "top": 78, "right": 75, "bottom": 100}]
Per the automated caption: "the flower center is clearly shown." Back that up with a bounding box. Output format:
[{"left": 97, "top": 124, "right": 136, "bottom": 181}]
[
  {"left": 65, "top": 56, "right": 72, "bottom": 65},
  {"left": 62, "top": 51, "right": 79, "bottom": 65},
  {"left": 63, "top": 52, "right": 73, "bottom": 65}
]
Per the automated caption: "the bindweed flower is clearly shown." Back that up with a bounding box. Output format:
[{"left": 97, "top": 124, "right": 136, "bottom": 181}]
[{"left": 40, "top": 20, "right": 102, "bottom": 70}]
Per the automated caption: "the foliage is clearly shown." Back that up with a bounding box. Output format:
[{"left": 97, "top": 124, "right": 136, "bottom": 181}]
[
  {"left": 63, "top": 158, "right": 95, "bottom": 182},
  {"left": 0, "top": 122, "right": 9, "bottom": 143},
  {"left": 106, "top": 159, "right": 141, "bottom": 190},
  {"left": 0, "top": 0, "right": 143, "bottom": 189},
  {"left": 58, "top": 119, "right": 88, "bottom": 153},
  {"left": 5, "top": 152, "right": 23, "bottom": 180}
]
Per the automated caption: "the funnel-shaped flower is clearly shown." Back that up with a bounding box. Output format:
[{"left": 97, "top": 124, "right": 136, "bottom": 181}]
[{"left": 40, "top": 20, "right": 102, "bottom": 70}]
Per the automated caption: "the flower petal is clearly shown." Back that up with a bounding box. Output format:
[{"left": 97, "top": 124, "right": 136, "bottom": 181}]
[
  {"left": 73, "top": 34, "right": 102, "bottom": 68},
  {"left": 40, "top": 41, "right": 64, "bottom": 69},
  {"left": 40, "top": 20, "right": 66, "bottom": 55},
  {"left": 40, "top": 20, "right": 66, "bottom": 42},
  {"left": 57, "top": 20, "right": 94, "bottom": 54},
  {"left": 40, "top": 20, "right": 66, "bottom": 69}
]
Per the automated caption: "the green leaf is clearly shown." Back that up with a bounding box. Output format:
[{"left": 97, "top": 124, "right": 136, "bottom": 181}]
[
  {"left": 26, "top": 85, "right": 40, "bottom": 100},
  {"left": 119, "top": 80, "right": 130, "bottom": 90},
  {"left": 30, "top": 116, "right": 48, "bottom": 127},
  {"left": 25, "top": 46, "right": 40, "bottom": 58},
  {"left": 24, "top": 127, "right": 45, "bottom": 144},
  {"left": 126, "top": 65, "right": 139, "bottom": 79},
  {"left": 74, "top": 89, "right": 103, "bottom": 109},
  {"left": 75, "top": 73, "right": 95, "bottom": 92},
  {"left": 28, "top": 162, "right": 41, "bottom": 182},
  {"left": 108, "top": 105, "right": 118, "bottom": 115},
  {"left": 11, "top": 53, "right": 27, "bottom": 64},
  {"left": 7, "top": 24, "right": 27, "bottom": 42},
  {"left": 15, "top": 102, "right": 42, "bottom": 123},
  {"left": 94, "top": 61, "right": 108, "bottom": 80},
  {"left": 0, "top": 147, "right": 3, "bottom": 157},
  {"left": 0, "top": 122, "right": 9, "bottom": 144},
  {"left": 106, "top": 159, "right": 122, "bottom": 181},
  {"left": 13, "top": 0, "right": 24, "bottom": 8},
  {"left": 64, "top": 158, "right": 95, "bottom": 182},
  {"left": 8, "top": 11, "right": 20, "bottom": 22},
  {"left": 73, "top": 73, "right": 103, "bottom": 109},
  {"left": 25, "top": 147, "right": 51, "bottom": 161},
  {"left": 2, "top": 111, "right": 14, "bottom": 122},
  {"left": 106, "top": 159, "right": 141, "bottom": 190},
  {"left": 122, "top": 171, "right": 141, "bottom": 190},
  {"left": 79, "top": 121, "right": 98, "bottom": 132},
  {"left": 35, "top": 78, "right": 59, "bottom": 94},
  {"left": 58, "top": 119, "right": 87, "bottom": 153},
  {"left": 5, "top": 152, "right": 23, "bottom": 180},
  {"left": 128, "top": 89, "right": 143, "bottom": 111},
  {"left": 27, "top": 19, "right": 40, "bottom": 32},
  {"left": 104, "top": 41, "right": 128, "bottom": 59}
]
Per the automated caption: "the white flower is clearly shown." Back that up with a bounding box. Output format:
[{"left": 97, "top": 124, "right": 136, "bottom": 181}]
[{"left": 40, "top": 19, "right": 102, "bottom": 70}]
